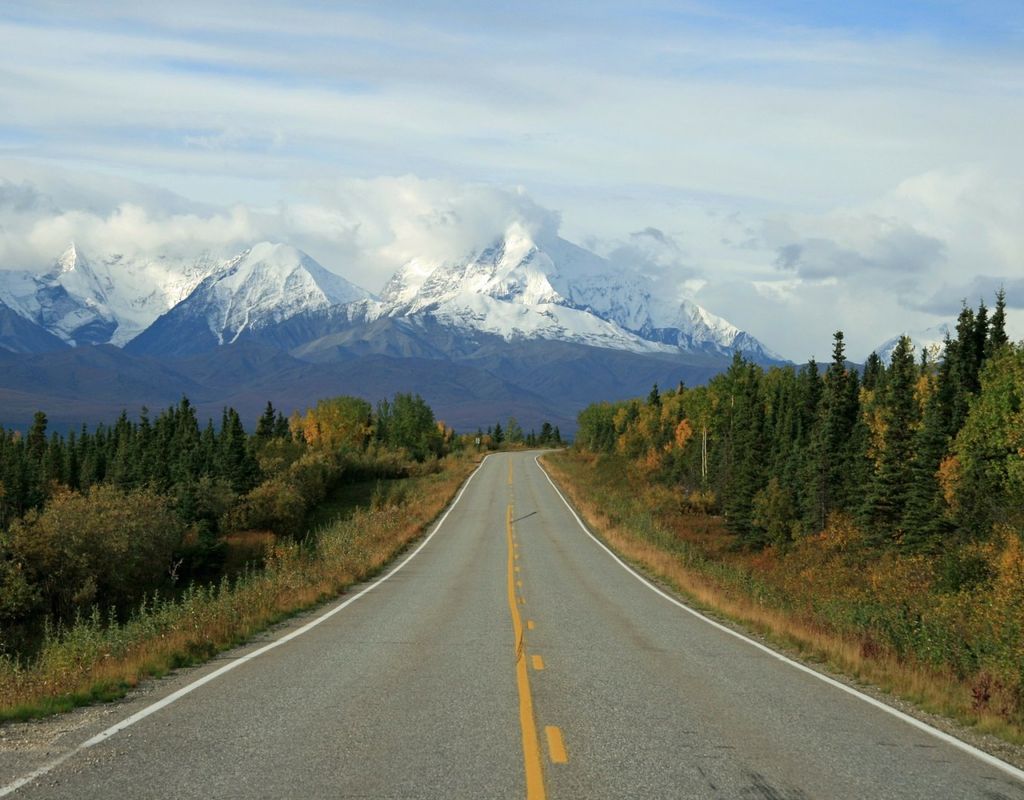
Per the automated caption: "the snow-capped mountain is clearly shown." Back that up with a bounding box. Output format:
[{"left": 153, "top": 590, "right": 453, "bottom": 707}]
[
  {"left": 372, "top": 223, "right": 780, "bottom": 361},
  {"left": 0, "top": 244, "right": 218, "bottom": 345},
  {"left": 871, "top": 323, "right": 951, "bottom": 364},
  {"left": 127, "top": 242, "right": 370, "bottom": 357},
  {"left": 3, "top": 228, "right": 780, "bottom": 367}
]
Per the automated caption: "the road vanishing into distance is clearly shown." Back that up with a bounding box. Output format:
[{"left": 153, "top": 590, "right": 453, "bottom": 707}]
[{"left": 3, "top": 451, "right": 1024, "bottom": 799}]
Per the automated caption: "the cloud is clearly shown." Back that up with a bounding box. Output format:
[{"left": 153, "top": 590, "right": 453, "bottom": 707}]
[
  {"left": 769, "top": 219, "right": 945, "bottom": 280},
  {"left": 0, "top": 167, "right": 265, "bottom": 269},
  {"left": 588, "top": 227, "right": 699, "bottom": 300},
  {"left": 2, "top": 161, "right": 1023, "bottom": 361},
  {"left": 908, "top": 276, "right": 1024, "bottom": 315},
  {"left": 0, "top": 168, "right": 562, "bottom": 294}
]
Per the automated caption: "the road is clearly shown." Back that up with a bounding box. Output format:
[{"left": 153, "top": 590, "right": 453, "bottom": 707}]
[{"left": 2, "top": 451, "right": 1024, "bottom": 798}]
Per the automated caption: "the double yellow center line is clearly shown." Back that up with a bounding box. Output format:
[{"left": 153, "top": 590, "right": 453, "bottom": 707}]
[
  {"left": 507, "top": 501, "right": 546, "bottom": 799},
  {"left": 507, "top": 456, "right": 570, "bottom": 798}
]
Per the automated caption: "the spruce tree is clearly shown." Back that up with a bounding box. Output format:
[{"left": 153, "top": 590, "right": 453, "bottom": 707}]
[
  {"left": 988, "top": 287, "right": 1008, "bottom": 353},
  {"left": 256, "top": 401, "right": 277, "bottom": 441},
  {"left": 26, "top": 412, "right": 47, "bottom": 461},
  {"left": 949, "top": 303, "right": 978, "bottom": 430},
  {"left": 806, "top": 332, "right": 860, "bottom": 529},
  {"left": 862, "top": 352, "right": 883, "bottom": 391},
  {"left": 860, "top": 336, "right": 919, "bottom": 543},
  {"left": 901, "top": 378, "right": 952, "bottom": 550}
]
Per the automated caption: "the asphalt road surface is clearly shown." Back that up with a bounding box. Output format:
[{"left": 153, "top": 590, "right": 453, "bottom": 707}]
[{"left": 3, "top": 451, "right": 1024, "bottom": 799}]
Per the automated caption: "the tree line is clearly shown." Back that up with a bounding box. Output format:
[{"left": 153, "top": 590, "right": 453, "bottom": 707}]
[
  {"left": 0, "top": 392, "right": 455, "bottom": 647},
  {"left": 575, "top": 291, "right": 1019, "bottom": 564}
]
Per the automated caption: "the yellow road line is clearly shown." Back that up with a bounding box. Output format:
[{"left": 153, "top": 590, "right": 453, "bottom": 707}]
[
  {"left": 545, "top": 726, "right": 568, "bottom": 764},
  {"left": 507, "top": 502, "right": 546, "bottom": 799},
  {"left": 527, "top": 620, "right": 535, "bottom": 630},
  {"left": 508, "top": 460, "right": 514, "bottom": 484},
  {"left": 532, "top": 654, "right": 545, "bottom": 671}
]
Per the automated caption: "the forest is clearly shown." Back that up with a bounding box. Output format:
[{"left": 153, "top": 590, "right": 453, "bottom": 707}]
[
  {"left": 0, "top": 392, "right": 456, "bottom": 653},
  {"left": 568, "top": 290, "right": 1024, "bottom": 734}
]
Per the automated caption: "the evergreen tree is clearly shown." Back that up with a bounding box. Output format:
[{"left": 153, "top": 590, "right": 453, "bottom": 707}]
[
  {"left": 862, "top": 352, "right": 883, "bottom": 391},
  {"left": 26, "top": 412, "right": 47, "bottom": 461},
  {"left": 218, "top": 408, "right": 258, "bottom": 492},
  {"left": 860, "top": 336, "right": 919, "bottom": 542},
  {"left": 805, "top": 332, "right": 860, "bottom": 530},
  {"left": 901, "top": 377, "right": 953, "bottom": 549},
  {"left": 988, "top": 287, "right": 1008, "bottom": 353},
  {"left": 256, "top": 401, "right": 278, "bottom": 441},
  {"left": 492, "top": 422, "right": 504, "bottom": 446},
  {"left": 647, "top": 383, "right": 661, "bottom": 407},
  {"left": 949, "top": 303, "right": 978, "bottom": 430},
  {"left": 718, "top": 355, "right": 767, "bottom": 542}
]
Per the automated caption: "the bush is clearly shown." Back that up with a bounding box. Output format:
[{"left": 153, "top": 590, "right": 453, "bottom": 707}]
[
  {"left": 5, "top": 486, "right": 184, "bottom": 619},
  {"left": 225, "top": 477, "right": 307, "bottom": 539}
]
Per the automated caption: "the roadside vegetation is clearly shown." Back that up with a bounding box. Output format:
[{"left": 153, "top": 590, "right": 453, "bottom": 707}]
[
  {"left": 0, "top": 392, "right": 476, "bottom": 720},
  {"left": 556, "top": 290, "right": 1024, "bottom": 743}
]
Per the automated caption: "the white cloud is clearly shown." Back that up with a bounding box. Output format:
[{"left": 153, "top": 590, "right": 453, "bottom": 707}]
[
  {"left": 0, "top": 168, "right": 561, "bottom": 295},
  {"left": 0, "top": 161, "right": 1022, "bottom": 362}
]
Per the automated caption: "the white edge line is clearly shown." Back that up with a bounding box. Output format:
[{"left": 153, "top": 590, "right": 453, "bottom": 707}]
[
  {"left": 533, "top": 455, "right": 1024, "bottom": 786},
  {"left": 0, "top": 455, "right": 492, "bottom": 798}
]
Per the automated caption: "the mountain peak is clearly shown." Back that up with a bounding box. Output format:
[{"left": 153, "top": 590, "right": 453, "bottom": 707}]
[
  {"left": 127, "top": 242, "right": 372, "bottom": 356},
  {"left": 373, "top": 228, "right": 781, "bottom": 362},
  {"left": 57, "top": 242, "right": 81, "bottom": 273},
  {"left": 871, "top": 322, "right": 951, "bottom": 364}
]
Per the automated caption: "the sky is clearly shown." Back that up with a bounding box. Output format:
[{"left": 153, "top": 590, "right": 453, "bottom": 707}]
[{"left": 0, "top": 1, "right": 1022, "bottom": 360}]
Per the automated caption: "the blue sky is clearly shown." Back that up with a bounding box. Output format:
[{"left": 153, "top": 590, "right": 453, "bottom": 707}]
[{"left": 0, "top": 1, "right": 1022, "bottom": 358}]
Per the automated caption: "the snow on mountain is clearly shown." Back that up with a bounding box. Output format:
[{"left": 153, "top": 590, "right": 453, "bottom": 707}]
[
  {"left": 871, "top": 323, "right": 951, "bottom": 364},
  {"left": 127, "top": 242, "right": 372, "bottom": 356},
  {"left": 0, "top": 244, "right": 218, "bottom": 345},
  {"left": 1, "top": 226, "right": 779, "bottom": 365},
  {"left": 376, "top": 223, "right": 780, "bottom": 361},
  {"left": 193, "top": 242, "right": 370, "bottom": 344}
]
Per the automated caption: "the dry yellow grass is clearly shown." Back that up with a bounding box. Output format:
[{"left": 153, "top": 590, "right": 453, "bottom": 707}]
[{"left": 541, "top": 452, "right": 1024, "bottom": 746}]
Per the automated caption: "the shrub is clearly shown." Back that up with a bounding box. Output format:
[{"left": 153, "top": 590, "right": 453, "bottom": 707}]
[{"left": 5, "top": 485, "right": 184, "bottom": 619}]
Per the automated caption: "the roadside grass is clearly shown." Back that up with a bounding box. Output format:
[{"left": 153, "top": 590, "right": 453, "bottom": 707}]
[
  {"left": 541, "top": 450, "right": 1024, "bottom": 747},
  {"left": 0, "top": 455, "right": 477, "bottom": 722}
]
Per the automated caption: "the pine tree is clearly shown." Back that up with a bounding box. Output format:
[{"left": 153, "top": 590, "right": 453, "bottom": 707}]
[
  {"left": 901, "top": 377, "right": 953, "bottom": 550},
  {"left": 26, "top": 412, "right": 47, "bottom": 461},
  {"left": 719, "top": 356, "right": 767, "bottom": 543},
  {"left": 861, "top": 336, "right": 919, "bottom": 542},
  {"left": 974, "top": 298, "right": 989, "bottom": 369},
  {"left": 862, "top": 352, "right": 883, "bottom": 391},
  {"left": 806, "top": 332, "right": 860, "bottom": 530},
  {"left": 256, "top": 401, "right": 277, "bottom": 441},
  {"left": 949, "top": 303, "right": 978, "bottom": 430},
  {"left": 218, "top": 408, "right": 258, "bottom": 492},
  {"left": 988, "top": 287, "right": 1008, "bottom": 353},
  {"left": 647, "top": 383, "right": 661, "bottom": 407}
]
